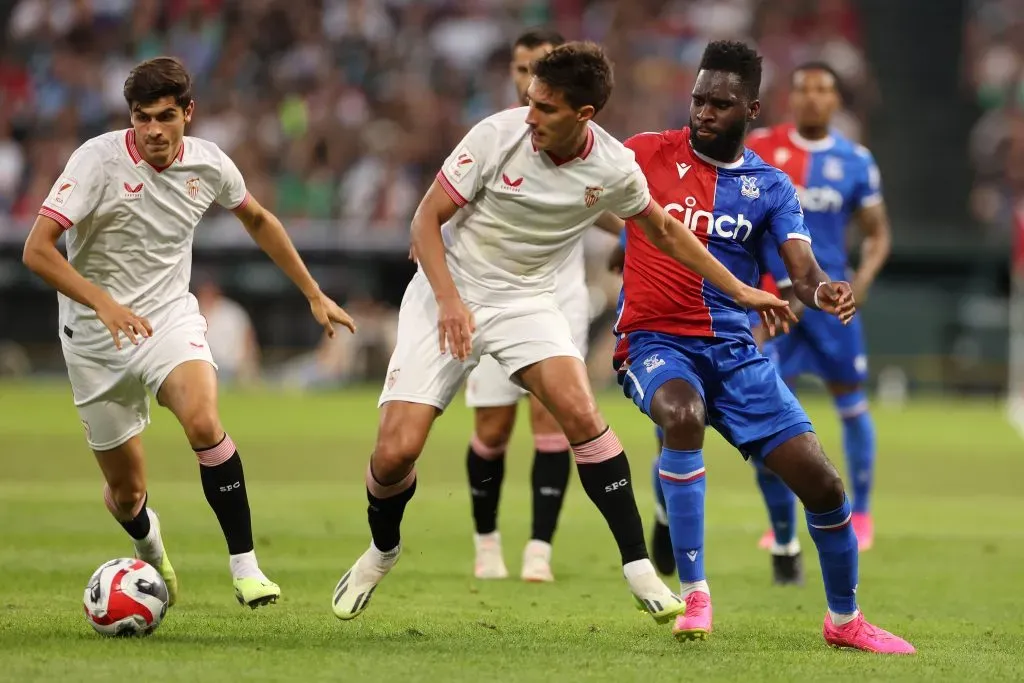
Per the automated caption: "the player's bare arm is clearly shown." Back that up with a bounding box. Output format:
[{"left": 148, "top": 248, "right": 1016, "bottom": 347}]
[
  {"left": 850, "top": 201, "right": 891, "bottom": 305},
  {"left": 22, "top": 216, "right": 153, "bottom": 349},
  {"left": 634, "top": 202, "right": 797, "bottom": 334},
  {"left": 410, "top": 179, "right": 475, "bottom": 360},
  {"left": 232, "top": 194, "right": 355, "bottom": 337},
  {"left": 593, "top": 211, "right": 625, "bottom": 236},
  {"left": 779, "top": 238, "right": 856, "bottom": 323}
]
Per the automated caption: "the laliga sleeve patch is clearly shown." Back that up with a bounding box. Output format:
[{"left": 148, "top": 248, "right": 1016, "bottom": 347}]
[
  {"left": 445, "top": 146, "right": 476, "bottom": 182},
  {"left": 49, "top": 177, "right": 78, "bottom": 206}
]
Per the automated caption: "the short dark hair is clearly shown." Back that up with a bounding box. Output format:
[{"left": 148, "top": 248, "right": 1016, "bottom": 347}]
[
  {"left": 513, "top": 28, "right": 566, "bottom": 51},
  {"left": 792, "top": 61, "right": 844, "bottom": 93},
  {"left": 532, "top": 41, "right": 614, "bottom": 113},
  {"left": 123, "top": 57, "right": 192, "bottom": 110},
  {"left": 698, "top": 40, "right": 763, "bottom": 101}
]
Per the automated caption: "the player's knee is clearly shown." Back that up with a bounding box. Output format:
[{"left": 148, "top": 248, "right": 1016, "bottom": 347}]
[
  {"left": 657, "top": 399, "right": 705, "bottom": 443},
  {"left": 473, "top": 407, "right": 515, "bottom": 451},
  {"left": 802, "top": 448, "right": 847, "bottom": 512},
  {"left": 374, "top": 427, "right": 424, "bottom": 476},
  {"left": 181, "top": 411, "right": 223, "bottom": 450}
]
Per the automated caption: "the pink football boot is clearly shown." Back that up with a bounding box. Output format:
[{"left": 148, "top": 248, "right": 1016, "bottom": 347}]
[{"left": 823, "top": 612, "right": 916, "bottom": 654}]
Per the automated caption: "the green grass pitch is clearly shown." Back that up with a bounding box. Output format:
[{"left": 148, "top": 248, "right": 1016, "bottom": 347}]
[{"left": 1, "top": 381, "right": 1022, "bottom": 681}]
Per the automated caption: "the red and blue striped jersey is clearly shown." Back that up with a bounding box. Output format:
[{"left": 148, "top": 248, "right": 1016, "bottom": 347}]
[
  {"left": 747, "top": 124, "right": 882, "bottom": 284},
  {"left": 614, "top": 127, "right": 811, "bottom": 347}
]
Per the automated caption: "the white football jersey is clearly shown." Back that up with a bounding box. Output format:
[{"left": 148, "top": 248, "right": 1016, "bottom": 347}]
[
  {"left": 39, "top": 129, "right": 248, "bottom": 354},
  {"left": 435, "top": 107, "right": 652, "bottom": 304}
]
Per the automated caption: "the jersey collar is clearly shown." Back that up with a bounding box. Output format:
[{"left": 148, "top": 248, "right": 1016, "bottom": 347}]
[
  {"left": 688, "top": 136, "right": 745, "bottom": 169},
  {"left": 533, "top": 126, "right": 594, "bottom": 166},
  {"left": 125, "top": 129, "right": 185, "bottom": 172},
  {"left": 787, "top": 127, "right": 835, "bottom": 152}
]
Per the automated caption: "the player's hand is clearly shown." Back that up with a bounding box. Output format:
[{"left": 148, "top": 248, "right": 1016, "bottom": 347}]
[
  {"left": 816, "top": 280, "right": 856, "bottom": 324},
  {"left": 95, "top": 298, "right": 153, "bottom": 350},
  {"left": 734, "top": 286, "right": 797, "bottom": 338},
  {"left": 309, "top": 291, "right": 357, "bottom": 338},
  {"left": 607, "top": 244, "right": 626, "bottom": 273},
  {"left": 437, "top": 294, "right": 475, "bottom": 361}
]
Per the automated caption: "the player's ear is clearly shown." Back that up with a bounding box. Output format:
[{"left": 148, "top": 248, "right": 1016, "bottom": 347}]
[
  {"left": 576, "top": 104, "right": 595, "bottom": 123},
  {"left": 747, "top": 99, "right": 761, "bottom": 123},
  {"left": 183, "top": 100, "right": 195, "bottom": 124}
]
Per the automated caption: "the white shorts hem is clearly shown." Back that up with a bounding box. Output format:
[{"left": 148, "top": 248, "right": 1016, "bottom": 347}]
[
  {"left": 377, "top": 393, "right": 448, "bottom": 411},
  {"left": 88, "top": 419, "right": 148, "bottom": 452}
]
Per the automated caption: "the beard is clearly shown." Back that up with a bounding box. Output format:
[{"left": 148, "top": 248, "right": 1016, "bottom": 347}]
[{"left": 689, "top": 117, "right": 748, "bottom": 162}]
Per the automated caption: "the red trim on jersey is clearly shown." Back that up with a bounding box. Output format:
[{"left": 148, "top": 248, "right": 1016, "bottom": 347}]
[
  {"left": 436, "top": 170, "right": 468, "bottom": 207},
  {"left": 39, "top": 206, "right": 73, "bottom": 230},
  {"left": 125, "top": 129, "right": 183, "bottom": 173},
  {"left": 230, "top": 191, "right": 251, "bottom": 212},
  {"left": 535, "top": 127, "right": 594, "bottom": 166},
  {"left": 624, "top": 197, "right": 654, "bottom": 220},
  {"left": 125, "top": 129, "right": 142, "bottom": 164}
]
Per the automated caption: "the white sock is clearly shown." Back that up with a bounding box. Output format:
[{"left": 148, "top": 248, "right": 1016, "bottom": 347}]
[
  {"left": 229, "top": 550, "right": 267, "bottom": 581},
  {"left": 829, "top": 609, "right": 859, "bottom": 626},
  {"left": 680, "top": 579, "right": 710, "bottom": 598},
  {"left": 622, "top": 558, "right": 656, "bottom": 581},
  {"left": 654, "top": 502, "right": 668, "bottom": 526},
  {"left": 133, "top": 509, "right": 165, "bottom": 561},
  {"left": 370, "top": 541, "right": 401, "bottom": 564},
  {"left": 770, "top": 537, "right": 801, "bottom": 557}
]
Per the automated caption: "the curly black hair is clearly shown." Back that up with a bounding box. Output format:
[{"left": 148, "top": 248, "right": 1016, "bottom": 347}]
[
  {"left": 698, "top": 40, "right": 763, "bottom": 101},
  {"left": 532, "top": 41, "right": 614, "bottom": 113}
]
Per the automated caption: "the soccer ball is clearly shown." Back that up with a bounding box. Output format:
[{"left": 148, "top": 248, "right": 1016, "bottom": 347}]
[{"left": 83, "top": 558, "right": 169, "bottom": 637}]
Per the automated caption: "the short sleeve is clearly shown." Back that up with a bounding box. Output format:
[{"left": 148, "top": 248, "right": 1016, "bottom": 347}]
[
  {"left": 852, "top": 146, "right": 883, "bottom": 210},
  {"left": 216, "top": 148, "right": 249, "bottom": 210},
  {"left": 38, "top": 144, "right": 106, "bottom": 230},
  {"left": 764, "top": 175, "right": 811, "bottom": 286},
  {"left": 435, "top": 120, "right": 497, "bottom": 207},
  {"left": 609, "top": 162, "right": 654, "bottom": 219}
]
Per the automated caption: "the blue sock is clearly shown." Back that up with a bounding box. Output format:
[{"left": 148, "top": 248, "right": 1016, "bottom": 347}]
[
  {"left": 835, "top": 391, "right": 876, "bottom": 514},
  {"left": 658, "top": 447, "right": 705, "bottom": 584},
  {"left": 805, "top": 495, "right": 858, "bottom": 614},
  {"left": 754, "top": 461, "right": 797, "bottom": 545},
  {"left": 651, "top": 456, "right": 667, "bottom": 520}
]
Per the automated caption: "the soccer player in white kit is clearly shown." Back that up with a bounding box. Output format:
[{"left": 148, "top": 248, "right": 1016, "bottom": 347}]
[
  {"left": 462, "top": 28, "right": 625, "bottom": 583},
  {"left": 21, "top": 57, "right": 355, "bottom": 609},
  {"left": 331, "top": 42, "right": 792, "bottom": 628}
]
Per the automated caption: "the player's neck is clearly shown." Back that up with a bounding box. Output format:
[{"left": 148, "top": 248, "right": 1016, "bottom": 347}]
[
  {"left": 548, "top": 125, "right": 589, "bottom": 161},
  {"left": 795, "top": 125, "right": 829, "bottom": 142},
  {"left": 139, "top": 140, "right": 182, "bottom": 170}
]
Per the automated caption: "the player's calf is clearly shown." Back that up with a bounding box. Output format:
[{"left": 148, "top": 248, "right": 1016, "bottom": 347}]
[{"left": 467, "top": 406, "right": 512, "bottom": 568}]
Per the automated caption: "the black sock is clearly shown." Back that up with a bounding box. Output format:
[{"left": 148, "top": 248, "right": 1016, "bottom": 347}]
[
  {"left": 467, "top": 444, "right": 505, "bottom": 535},
  {"left": 198, "top": 448, "right": 254, "bottom": 555},
  {"left": 576, "top": 450, "right": 648, "bottom": 564},
  {"left": 118, "top": 494, "right": 151, "bottom": 541},
  {"left": 531, "top": 449, "right": 570, "bottom": 543},
  {"left": 367, "top": 474, "right": 417, "bottom": 553}
]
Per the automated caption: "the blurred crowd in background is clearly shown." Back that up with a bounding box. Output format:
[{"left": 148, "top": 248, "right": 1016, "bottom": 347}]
[
  {"left": 963, "top": 0, "right": 1023, "bottom": 235},
  {"left": 1, "top": 0, "right": 879, "bottom": 230},
  {"left": 1, "top": 0, "right": 1019, "bottom": 392}
]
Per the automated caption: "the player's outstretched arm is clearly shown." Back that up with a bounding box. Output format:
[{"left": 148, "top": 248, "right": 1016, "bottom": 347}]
[
  {"left": 22, "top": 216, "right": 153, "bottom": 349},
  {"left": 410, "top": 180, "right": 475, "bottom": 360},
  {"left": 779, "top": 239, "right": 856, "bottom": 324},
  {"left": 233, "top": 196, "right": 355, "bottom": 337},
  {"left": 850, "top": 202, "right": 892, "bottom": 305},
  {"left": 634, "top": 202, "right": 797, "bottom": 333}
]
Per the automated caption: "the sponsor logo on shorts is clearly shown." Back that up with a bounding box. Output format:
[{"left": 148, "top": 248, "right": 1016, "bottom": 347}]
[{"left": 643, "top": 354, "right": 665, "bottom": 373}]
